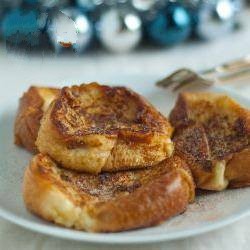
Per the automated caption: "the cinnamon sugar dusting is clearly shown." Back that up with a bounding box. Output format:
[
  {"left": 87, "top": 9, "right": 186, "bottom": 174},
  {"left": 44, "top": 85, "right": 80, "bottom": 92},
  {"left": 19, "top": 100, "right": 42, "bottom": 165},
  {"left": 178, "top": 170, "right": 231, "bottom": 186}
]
[{"left": 163, "top": 188, "right": 250, "bottom": 228}]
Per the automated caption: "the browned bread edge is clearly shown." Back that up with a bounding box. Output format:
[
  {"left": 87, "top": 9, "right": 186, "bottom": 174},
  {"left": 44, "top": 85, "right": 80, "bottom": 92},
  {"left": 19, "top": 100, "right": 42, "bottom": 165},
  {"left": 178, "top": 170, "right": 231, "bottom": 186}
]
[{"left": 23, "top": 154, "right": 195, "bottom": 232}]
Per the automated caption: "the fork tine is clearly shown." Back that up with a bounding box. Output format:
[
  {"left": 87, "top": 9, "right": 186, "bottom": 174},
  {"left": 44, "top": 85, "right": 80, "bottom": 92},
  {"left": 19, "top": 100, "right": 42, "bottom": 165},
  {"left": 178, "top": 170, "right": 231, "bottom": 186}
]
[
  {"left": 173, "top": 81, "right": 192, "bottom": 91},
  {"left": 156, "top": 78, "right": 176, "bottom": 88},
  {"left": 172, "top": 75, "right": 198, "bottom": 91},
  {"left": 157, "top": 56, "right": 250, "bottom": 91},
  {"left": 156, "top": 68, "right": 194, "bottom": 87},
  {"left": 157, "top": 68, "right": 214, "bottom": 91},
  {"left": 173, "top": 77, "right": 214, "bottom": 91}
]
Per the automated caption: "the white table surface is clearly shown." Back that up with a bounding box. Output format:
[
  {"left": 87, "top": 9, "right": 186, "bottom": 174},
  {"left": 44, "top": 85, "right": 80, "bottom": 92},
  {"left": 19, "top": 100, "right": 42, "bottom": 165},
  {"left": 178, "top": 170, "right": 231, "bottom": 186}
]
[{"left": 1, "top": 9, "right": 250, "bottom": 250}]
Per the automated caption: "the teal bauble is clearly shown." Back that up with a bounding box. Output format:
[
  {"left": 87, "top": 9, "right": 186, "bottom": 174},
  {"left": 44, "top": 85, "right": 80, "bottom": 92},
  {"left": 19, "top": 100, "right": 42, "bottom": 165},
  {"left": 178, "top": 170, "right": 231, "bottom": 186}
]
[
  {"left": 1, "top": 8, "right": 47, "bottom": 49},
  {"left": 145, "top": 2, "right": 191, "bottom": 46}
]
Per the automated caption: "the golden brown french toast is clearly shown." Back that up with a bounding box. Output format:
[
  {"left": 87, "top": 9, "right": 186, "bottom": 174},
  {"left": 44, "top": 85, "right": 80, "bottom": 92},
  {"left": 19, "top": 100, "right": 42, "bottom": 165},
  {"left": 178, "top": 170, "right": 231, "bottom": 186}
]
[
  {"left": 36, "top": 83, "right": 174, "bottom": 174},
  {"left": 170, "top": 92, "right": 250, "bottom": 191},
  {"left": 15, "top": 86, "right": 60, "bottom": 153},
  {"left": 23, "top": 154, "right": 195, "bottom": 232}
]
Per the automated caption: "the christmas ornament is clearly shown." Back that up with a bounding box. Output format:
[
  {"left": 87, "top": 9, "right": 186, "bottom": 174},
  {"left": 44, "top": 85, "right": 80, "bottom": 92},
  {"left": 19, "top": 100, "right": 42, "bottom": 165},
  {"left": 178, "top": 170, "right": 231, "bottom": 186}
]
[
  {"left": 1, "top": 8, "right": 47, "bottom": 49},
  {"left": 0, "top": 0, "right": 244, "bottom": 54},
  {"left": 62, "top": 8, "right": 93, "bottom": 53},
  {"left": 76, "top": 0, "right": 104, "bottom": 11},
  {"left": 0, "top": 6, "right": 5, "bottom": 27},
  {"left": 22, "top": 0, "right": 69, "bottom": 8},
  {"left": 232, "top": 0, "right": 245, "bottom": 13},
  {"left": 39, "top": 0, "right": 69, "bottom": 8},
  {"left": 195, "top": 0, "right": 236, "bottom": 40},
  {"left": 132, "top": 0, "right": 157, "bottom": 12},
  {"left": 145, "top": 2, "right": 191, "bottom": 46},
  {"left": 97, "top": 7, "right": 142, "bottom": 53},
  {"left": 0, "top": 0, "right": 22, "bottom": 32},
  {"left": 47, "top": 8, "right": 93, "bottom": 53}
]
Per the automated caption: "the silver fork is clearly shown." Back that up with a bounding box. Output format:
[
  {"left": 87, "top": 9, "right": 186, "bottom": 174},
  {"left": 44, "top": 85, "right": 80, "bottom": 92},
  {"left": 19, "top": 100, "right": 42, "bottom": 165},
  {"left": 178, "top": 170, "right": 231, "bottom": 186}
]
[{"left": 156, "top": 56, "right": 250, "bottom": 91}]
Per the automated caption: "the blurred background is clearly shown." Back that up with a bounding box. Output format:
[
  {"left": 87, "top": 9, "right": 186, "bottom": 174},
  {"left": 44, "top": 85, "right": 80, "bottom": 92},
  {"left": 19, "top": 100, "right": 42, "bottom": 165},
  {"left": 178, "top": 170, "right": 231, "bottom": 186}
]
[{"left": 0, "top": 0, "right": 250, "bottom": 93}]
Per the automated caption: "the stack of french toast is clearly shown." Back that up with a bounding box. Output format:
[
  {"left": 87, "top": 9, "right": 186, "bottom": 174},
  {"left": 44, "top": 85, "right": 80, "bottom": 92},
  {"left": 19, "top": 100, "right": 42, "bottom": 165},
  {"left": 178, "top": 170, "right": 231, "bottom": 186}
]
[{"left": 14, "top": 83, "right": 250, "bottom": 232}]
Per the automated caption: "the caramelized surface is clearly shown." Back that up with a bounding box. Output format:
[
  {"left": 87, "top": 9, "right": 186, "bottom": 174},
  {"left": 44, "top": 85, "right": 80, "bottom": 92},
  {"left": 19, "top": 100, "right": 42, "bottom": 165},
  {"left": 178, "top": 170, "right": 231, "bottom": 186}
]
[
  {"left": 14, "top": 86, "right": 59, "bottom": 152},
  {"left": 38, "top": 154, "right": 192, "bottom": 202},
  {"left": 170, "top": 92, "right": 250, "bottom": 169},
  {"left": 23, "top": 154, "right": 195, "bottom": 232},
  {"left": 36, "top": 83, "right": 173, "bottom": 173},
  {"left": 170, "top": 92, "right": 250, "bottom": 190},
  {"left": 51, "top": 83, "right": 172, "bottom": 145}
]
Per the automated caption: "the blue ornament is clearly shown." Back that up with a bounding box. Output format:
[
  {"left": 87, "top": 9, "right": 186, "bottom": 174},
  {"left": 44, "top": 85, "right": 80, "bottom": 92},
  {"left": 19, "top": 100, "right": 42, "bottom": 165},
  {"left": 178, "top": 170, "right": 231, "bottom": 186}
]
[
  {"left": 76, "top": 0, "right": 101, "bottom": 11},
  {"left": 22, "top": 0, "right": 39, "bottom": 5},
  {"left": 145, "top": 2, "right": 192, "bottom": 46},
  {"left": 1, "top": 8, "right": 47, "bottom": 48}
]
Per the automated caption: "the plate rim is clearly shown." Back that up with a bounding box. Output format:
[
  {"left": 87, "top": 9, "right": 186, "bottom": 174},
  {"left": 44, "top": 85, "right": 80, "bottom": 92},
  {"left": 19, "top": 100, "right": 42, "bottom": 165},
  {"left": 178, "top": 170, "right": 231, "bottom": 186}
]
[
  {"left": 1, "top": 82, "right": 250, "bottom": 244},
  {"left": 1, "top": 206, "right": 250, "bottom": 244}
]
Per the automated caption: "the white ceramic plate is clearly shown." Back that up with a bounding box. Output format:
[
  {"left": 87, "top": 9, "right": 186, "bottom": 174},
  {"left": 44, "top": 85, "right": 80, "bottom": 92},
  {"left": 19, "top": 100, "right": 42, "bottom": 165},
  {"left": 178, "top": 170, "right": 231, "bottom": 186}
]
[{"left": 0, "top": 75, "right": 250, "bottom": 244}]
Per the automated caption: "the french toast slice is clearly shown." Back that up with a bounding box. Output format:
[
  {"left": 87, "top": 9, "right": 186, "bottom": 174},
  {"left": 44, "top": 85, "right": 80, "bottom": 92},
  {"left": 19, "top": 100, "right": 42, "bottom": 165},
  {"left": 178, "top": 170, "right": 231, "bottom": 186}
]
[
  {"left": 169, "top": 92, "right": 250, "bottom": 190},
  {"left": 36, "top": 83, "right": 174, "bottom": 174},
  {"left": 23, "top": 154, "right": 195, "bottom": 232},
  {"left": 15, "top": 86, "right": 60, "bottom": 153}
]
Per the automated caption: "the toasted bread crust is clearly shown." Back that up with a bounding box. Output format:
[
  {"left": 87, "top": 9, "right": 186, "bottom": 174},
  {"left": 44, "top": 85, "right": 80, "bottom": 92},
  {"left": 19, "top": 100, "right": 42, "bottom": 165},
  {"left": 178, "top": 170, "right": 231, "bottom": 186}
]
[
  {"left": 225, "top": 148, "right": 250, "bottom": 188},
  {"left": 23, "top": 154, "right": 195, "bottom": 232},
  {"left": 36, "top": 83, "right": 173, "bottom": 173},
  {"left": 14, "top": 87, "right": 59, "bottom": 153},
  {"left": 170, "top": 92, "right": 250, "bottom": 190},
  {"left": 52, "top": 83, "right": 171, "bottom": 138}
]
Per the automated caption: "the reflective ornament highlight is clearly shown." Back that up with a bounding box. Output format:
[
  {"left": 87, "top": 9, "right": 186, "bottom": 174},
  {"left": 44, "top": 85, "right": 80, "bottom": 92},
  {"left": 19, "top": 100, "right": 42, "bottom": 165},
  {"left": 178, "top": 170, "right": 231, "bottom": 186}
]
[
  {"left": 97, "top": 8, "right": 142, "bottom": 53},
  {"left": 39, "top": 0, "right": 69, "bottom": 8},
  {"left": 145, "top": 2, "right": 191, "bottom": 46},
  {"left": 47, "top": 8, "right": 93, "bottom": 53},
  {"left": 132, "top": 0, "right": 157, "bottom": 12},
  {"left": 195, "top": 0, "right": 236, "bottom": 40},
  {"left": 22, "top": 0, "right": 69, "bottom": 8}
]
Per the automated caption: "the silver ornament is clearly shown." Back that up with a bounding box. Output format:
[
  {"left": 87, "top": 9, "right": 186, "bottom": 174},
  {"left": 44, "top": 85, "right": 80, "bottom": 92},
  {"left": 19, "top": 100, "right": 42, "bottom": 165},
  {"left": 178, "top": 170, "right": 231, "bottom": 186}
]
[
  {"left": 62, "top": 8, "right": 93, "bottom": 53},
  {"left": 38, "top": 0, "right": 69, "bottom": 8},
  {"left": 48, "top": 8, "right": 92, "bottom": 53},
  {"left": 98, "top": 8, "right": 142, "bottom": 53},
  {"left": 132, "top": 0, "right": 156, "bottom": 11},
  {"left": 231, "top": 0, "right": 245, "bottom": 25},
  {"left": 232, "top": 0, "right": 245, "bottom": 13},
  {"left": 196, "top": 0, "right": 236, "bottom": 40}
]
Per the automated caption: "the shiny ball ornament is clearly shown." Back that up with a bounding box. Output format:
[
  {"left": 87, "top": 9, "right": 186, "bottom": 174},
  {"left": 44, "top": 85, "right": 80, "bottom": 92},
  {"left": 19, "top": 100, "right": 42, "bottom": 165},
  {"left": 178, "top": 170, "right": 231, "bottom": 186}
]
[
  {"left": 39, "top": 0, "right": 70, "bottom": 8},
  {"left": 0, "top": 0, "right": 22, "bottom": 20},
  {"left": 231, "top": 0, "right": 245, "bottom": 26},
  {"left": 97, "top": 8, "right": 142, "bottom": 53},
  {"left": 232, "top": 0, "right": 245, "bottom": 13},
  {"left": 1, "top": 8, "right": 47, "bottom": 49},
  {"left": 145, "top": 2, "right": 191, "bottom": 46},
  {"left": 22, "top": 0, "right": 69, "bottom": 8},
  {"left": 195, "top": 0, "right": 236, "bottom": 40},
  {"left": 47, "top": 8, "right": 93, "bottom": 53},
  {"left": 76, "top": 0, "right": 104, "bottom": 11},
  {"left": 132, "top": 0, "right": 157, "bottom": 12}
]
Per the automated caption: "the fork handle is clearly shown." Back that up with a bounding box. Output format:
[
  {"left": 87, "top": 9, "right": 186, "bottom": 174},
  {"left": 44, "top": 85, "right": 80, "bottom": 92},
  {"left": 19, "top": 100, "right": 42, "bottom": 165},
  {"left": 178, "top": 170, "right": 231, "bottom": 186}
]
[{"left": 200, "top": 56, "right": 250, "bottom": 75}]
